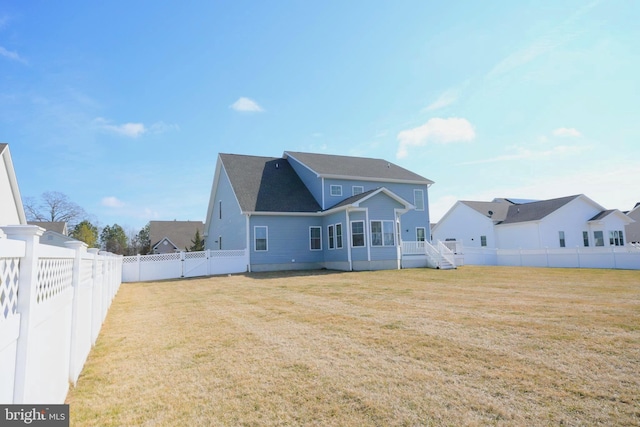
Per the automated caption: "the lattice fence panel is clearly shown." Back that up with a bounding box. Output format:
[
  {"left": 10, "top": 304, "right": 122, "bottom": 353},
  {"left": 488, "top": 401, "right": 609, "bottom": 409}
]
[
  {"left": 0, "top": 257, "right": 20, "bottom": 320},
  {"left": 140, "top": 253, "right": 181, "bottom": 263},
  {"left": 184, "top": 251, "right": 206, "bottom": 260},
  {"left": 36, "top": 258, "right": 74, "bottom": 303}
]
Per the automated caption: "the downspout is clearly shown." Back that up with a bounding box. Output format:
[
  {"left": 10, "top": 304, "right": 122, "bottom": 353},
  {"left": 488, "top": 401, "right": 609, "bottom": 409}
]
[
  {"left": 321, "top": 177, "right": 325, "bottom": 210},
  {"left": 365, "top": 208, "right": 371, "bottom": 263},
  {"left": 246, "top": 214, "right": 251, "bottom": 272},
  {"left": 346, "top": 209, "right": 352, "bottom": 271}
]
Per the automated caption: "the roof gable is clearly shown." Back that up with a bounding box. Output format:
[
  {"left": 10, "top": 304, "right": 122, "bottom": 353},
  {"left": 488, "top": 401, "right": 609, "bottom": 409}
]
[
  {"left": 220, "top": 154, "right": 321, "bottom": 213},
  {"left": 284, "top": 151, "right": 433, "bottom": 184},
  {"left": 324, "top": 187, "right": 413, "bottom": 212}
]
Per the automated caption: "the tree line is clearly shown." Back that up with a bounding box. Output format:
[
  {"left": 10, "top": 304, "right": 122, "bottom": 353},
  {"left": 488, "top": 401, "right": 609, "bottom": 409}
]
[{"left": 24, "top": 191, "right": 204, "bottom": 255}]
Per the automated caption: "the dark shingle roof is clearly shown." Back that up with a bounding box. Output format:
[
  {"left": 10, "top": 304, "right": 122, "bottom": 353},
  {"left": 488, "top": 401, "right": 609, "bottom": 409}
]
[
  {"left": 28, "top": 221, "right": 67, "bottom": 234},
  {"left": 325, "top": 189, "right": 379, "bottom": 211},
  {"left": 150, "top": 220, "right": 204, "bottom": 250},
  {"left": 460, "top": 200, "right": 513, "bottom": 222},
  {"left": 220, "top": 154, "right": 321, "bottom": 213},
  {"left": 499, "top": 195, "right": 581, "bottom": 225},
  {"left": 284, "top": 151, "right": 433, "bottom": 184},
  {"left": 0, "top": 143, "right": 7, "bottom": 153},
  {"left": 588, "top": 210, "right": 615, "bottom": 221}
]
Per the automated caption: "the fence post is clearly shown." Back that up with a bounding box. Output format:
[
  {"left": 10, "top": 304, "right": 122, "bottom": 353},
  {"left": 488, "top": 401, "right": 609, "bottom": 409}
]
[
  {"left": 180, "top": 251, "right": 185, "bottom": 278},
  {"left": 206, "top": 249, "right": 210, "bottom": 276},
  {"left": 88, "top": 248, "right": 101, "bottom": 345},
  {"left": 1, "top": 225, "right": 44, "bottom": 404},
  {"left": 65, "top": 240, "right": 87, "bottom": 385}
]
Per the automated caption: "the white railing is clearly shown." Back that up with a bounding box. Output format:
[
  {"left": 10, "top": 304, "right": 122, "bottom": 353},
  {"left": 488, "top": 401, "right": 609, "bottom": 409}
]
[
  {"left": 0, "top": 225, "right": 122, "bottom": 404},
  {"left": 122, "top": 249, "right": 248, "bottom": 282},
  {"left": 437, "top": 241, "right": 456, "bottom": 267}
]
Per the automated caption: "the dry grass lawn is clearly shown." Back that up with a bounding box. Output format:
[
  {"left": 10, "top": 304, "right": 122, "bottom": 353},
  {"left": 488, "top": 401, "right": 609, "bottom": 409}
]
[{"left": 66, "top": 266, "right": 640, "bottom": 426}]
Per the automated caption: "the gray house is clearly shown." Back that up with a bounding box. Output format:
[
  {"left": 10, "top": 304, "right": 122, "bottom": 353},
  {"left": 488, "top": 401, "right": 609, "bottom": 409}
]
[
  {"left": 204, "top": 151, "right": 439, "bottom": 272},
  {"left": 626, "top": 203, "right": 640, "bottom": 244},
  {"left": 150, "top": 220, "right": 204, "bottom": 254}
]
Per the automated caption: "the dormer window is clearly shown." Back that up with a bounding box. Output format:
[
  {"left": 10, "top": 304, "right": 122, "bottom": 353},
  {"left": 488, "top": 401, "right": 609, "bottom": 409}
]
[{"left": 330, "top": 185, "right": 342, "bottom": 196}]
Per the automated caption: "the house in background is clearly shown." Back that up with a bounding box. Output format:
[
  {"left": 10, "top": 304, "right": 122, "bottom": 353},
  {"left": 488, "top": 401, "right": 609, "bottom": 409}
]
[
  {"left": 27, "top": 221, "right": 78, "bottom": 247},
  {"left": 434, "top": 194, "right": 634, "bottom": 253},
  {"left": 0, "top": 143, "right": 26, "bottom": 227},
  {"left": 625, "top": 203, "right": 640, "bottom": 244},
  {"left": 204, "top": 151, "right": 442, "bottom": 272},
  {"left": 149, "top": 220, "right": 204, "bottom": 254}
]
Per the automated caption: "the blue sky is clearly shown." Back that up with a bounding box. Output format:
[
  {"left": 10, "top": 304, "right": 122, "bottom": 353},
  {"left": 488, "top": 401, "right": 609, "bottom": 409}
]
[{"left": 2, "top": 0, "right": 639, "bottom": 232}]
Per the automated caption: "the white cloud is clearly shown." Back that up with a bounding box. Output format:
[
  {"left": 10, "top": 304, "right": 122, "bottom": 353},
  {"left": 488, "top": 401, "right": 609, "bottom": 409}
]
[
  {"left": 552, "top": 127, "right": 581, "bottom": 137},
  {"left": 93, "top": 117, "right": 146, "bottom": 138},
  {"left": 0, "top": 46, "right": 26, "bottom": 64},
  {"left": 396, "top": 117, "right": 475, "bottom": 159},
  {"left": 102, "top": 196, "right": 125, "bottom": 208},
  {"left": 230, "top": 97, "right": 264, "bottom": 112}
]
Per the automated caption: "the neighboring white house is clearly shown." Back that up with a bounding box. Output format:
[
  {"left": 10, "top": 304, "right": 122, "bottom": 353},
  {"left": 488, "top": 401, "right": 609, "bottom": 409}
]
[
  {"left": 435, "top": 194, "right": 633, "bottom": 250},
  {"left": 433, "top": 194, "right": 636, "bottom": 268},
  {"left": 0, "top": 143, "right": 26, "bottom": 227},
  {"left": 625, "top": 203, "right": 640, "bottom": 244}
]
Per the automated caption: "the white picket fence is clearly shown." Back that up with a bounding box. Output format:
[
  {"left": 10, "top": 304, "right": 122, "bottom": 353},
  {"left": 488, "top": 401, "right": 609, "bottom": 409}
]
[
  {"left": 461, "top": 245, "right": 640, "bottom": 269},
  {"left": 122, "top": 249, "right": 248, "bottom": 282},
  {"left": 0, "top": 225, "right": 122, "bottom": 404}
]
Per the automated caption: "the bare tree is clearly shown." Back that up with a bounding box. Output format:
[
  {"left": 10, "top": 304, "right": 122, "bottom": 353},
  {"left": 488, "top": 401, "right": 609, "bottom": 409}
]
[{"left": 24, "top": 191, "right": 88, "bottom": 227}]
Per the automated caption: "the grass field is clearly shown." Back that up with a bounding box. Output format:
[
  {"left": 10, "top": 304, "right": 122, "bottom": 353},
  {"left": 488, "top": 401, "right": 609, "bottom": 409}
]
[{"left": 66, "top": 266, "right": 640, "bottom": 426}]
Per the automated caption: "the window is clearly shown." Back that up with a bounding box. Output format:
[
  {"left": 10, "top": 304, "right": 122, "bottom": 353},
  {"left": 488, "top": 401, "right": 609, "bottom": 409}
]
[
  {"left": 480, "top": 235, "right": 487, "bottom": 247},
  {"left": 352, "top": 186, "right": 364, "bottom": 196},
  {"left": 594, "top": 231, "right": 604, "bottom": 247},
  {"left": 330, "top": 185, "right": 342, "bottom": 196},
  {"left": 371, "top": 221, "right": 382, "bottom": 246},
  {"left": 583, "top": 231, "right": 589, "bottom": 247},
  {"left": 219, "top": 201, "right": 222, "bottom": 219},
  {"left": 351, "top": 221, "right": 365, "bottom": 247},
  {"left": 370, "top": 221, "right": 395, "bottom": 246},
  {"left": 610, "top": 230, "right": 625, "bottom": 246},
  {"left": 218, "top": 236, "right": 222, "bottom": 250},
  {"left": 336, "top": 223, "right": 343, "bottom": 248},
  {"left": 559, "top": 231, "right": 566, "bottom": 247},
  {"left": 328, "top": 225, "right": 335, "bottom": 249},
  {"left": 416, "top": 227, "right": 426, "bottom": 242},
  {"left": 254, "top": 226, "right": 268, "bottom": 251},
  {"left": 310, "top": 226, "right": 322, "bottom": 250},
  {"left": 383, "top": 221, "right": 395, "bottom": 246},
  {"left": 414, "top": 189, "right": 425, "bottom": 211}
]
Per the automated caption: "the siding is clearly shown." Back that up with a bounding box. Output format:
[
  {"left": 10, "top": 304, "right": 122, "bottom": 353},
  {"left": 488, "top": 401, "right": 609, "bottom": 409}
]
[
  {"left": 249, "top": 215, "right": 324, "bottom": 268},
  {"left": 205, "top": 168, "right": 246, "bottom": 250}
]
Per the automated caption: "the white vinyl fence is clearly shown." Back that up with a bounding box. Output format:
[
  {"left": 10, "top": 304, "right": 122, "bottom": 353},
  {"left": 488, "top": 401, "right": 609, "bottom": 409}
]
[
  {"left": 0, "top": 225, "right": 122, "bottom": 404},
  {"left": 462, "top": 245, "right": 640, "bottom": 269},
  {"left": 122, "top": 249, "right": 248, "bottom": 282}
]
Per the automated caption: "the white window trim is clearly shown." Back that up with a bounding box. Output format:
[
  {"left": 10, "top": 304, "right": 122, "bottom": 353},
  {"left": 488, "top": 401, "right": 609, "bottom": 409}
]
[
  {"left": 414, "top": 189, "right": 425, "bottom": 211},
  {"left": 352, "top": 186, "right": 364, "bottom": 196},
  {"left": 310, "top": 226, "right": 322, "bottom": 251},
  {"left": 416, "top": 227, "right": 426, "bottom": 242},
  {"left": 328, "top": 224, "right": 335, "bottom": 250},
  {"left": 254, "top": 226, "right": 268, "bottom": 251},
  {"left": 350, "top": 220, "right": 366, "bottom": 248},
  {"left": 330, "top": 185, "right": 342, "bottom": 197}
]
